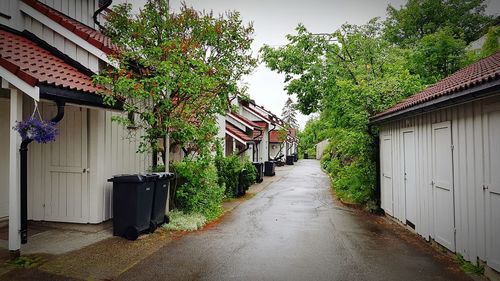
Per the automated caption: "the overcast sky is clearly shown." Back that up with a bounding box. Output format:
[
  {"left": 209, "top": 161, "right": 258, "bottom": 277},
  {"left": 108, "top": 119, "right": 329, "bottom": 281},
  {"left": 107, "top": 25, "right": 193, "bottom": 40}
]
[{"left": 119, "top": 0, "right": 500, "bottom": 129}]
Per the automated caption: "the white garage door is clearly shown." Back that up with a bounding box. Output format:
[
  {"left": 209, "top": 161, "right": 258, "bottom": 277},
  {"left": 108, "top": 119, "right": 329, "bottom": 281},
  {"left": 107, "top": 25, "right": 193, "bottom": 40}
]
[
  {"left": 432, "top": 121, "right": 455, "bottom": 251},
  {"left": 403, "top": 130, "right": 416, "bottom": 227},
  {"left": 483, "top": 103, "right": 500, "bottom": 272},
  {"left": 381, "top": 136, "right": 393, "bottom": 216}
]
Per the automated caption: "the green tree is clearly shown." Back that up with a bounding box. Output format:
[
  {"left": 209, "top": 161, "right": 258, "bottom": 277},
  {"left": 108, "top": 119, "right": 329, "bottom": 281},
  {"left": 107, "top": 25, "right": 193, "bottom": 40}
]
[
  {"left": 480, "top": 26, "right": 500, "bottom": 58},
  {"left": 261, "top": 20, "right": 422, "bottom": 204},
  {"left": 281, "top": 97, "right": 298, "bottom": 128},
  {"left": 384, "top": 0, "right": 493, "bottom": 46},
  {"left": 94, "top": 0, "right": 256, "bottom": 157},
  {"left": 410, "top": 28, "right": 468, "bottom": 84}
]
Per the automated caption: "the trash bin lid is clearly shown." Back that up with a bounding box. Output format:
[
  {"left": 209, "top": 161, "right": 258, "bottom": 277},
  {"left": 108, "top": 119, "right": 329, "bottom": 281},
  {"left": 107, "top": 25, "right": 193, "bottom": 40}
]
[
  {"left": 150, "top": 172, "right": 175, "bottom": 179},
  {"left": 107, "top": 174, "right": 157, "bottom": 183}
]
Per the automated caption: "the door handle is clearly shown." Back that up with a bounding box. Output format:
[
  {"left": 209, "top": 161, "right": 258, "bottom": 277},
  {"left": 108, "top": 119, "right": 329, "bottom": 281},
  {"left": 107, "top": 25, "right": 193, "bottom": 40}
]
[
  {"left": 83, "top": 168, "right": 90, "bottom": 173},
  {"left": 483, "top": 184, "right": 488, "bottom": 190}
]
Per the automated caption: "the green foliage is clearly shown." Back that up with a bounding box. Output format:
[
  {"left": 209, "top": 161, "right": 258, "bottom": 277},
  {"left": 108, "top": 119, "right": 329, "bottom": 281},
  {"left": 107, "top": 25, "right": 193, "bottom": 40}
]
[
  {"left": 215, "top": 154, "right": 256, "bottom": 198},
  {"left": 455, "top": 254, "right": 485, "bottom": 275},
  {"left": 480, "top": 26, "right": 500, "bottom": 58},
  {"left": 171, "top": 157, "right": 224, "bottom": 220},
  {"left": 215, "top": 155, "right": 242, "bottom": 197},
  {"left": 94, "top": 0, "right": 256, "bottom": 154},
  {"left": 163, "top": 210, "right": 207, "bottom": 231},
  {"left": 239, "top": 159, "right": 257, "bottom": 191},
  {"left": 8, "top": 256, "right": 44, "bottom": 269},
  {"left": 384, "top": 0, "right": 493, "bottom": 46},
  {"left": 410, "top": 28, "right": 467, "bottom": 84}
]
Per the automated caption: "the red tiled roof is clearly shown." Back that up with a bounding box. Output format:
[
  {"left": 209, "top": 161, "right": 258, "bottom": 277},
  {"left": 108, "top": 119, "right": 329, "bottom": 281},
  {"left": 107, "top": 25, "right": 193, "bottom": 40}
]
[
  {"left": 0, "top": 28, "right": 98, "bottom": 93},
  {"left": 226, "top": 122, "right": 252, "bottom": 142},
  {"left": 372, "top": 52, "right": 500, "bottom": 120},
  {"left": 22, "top": 0, "right": 116, "bottom": 55},
  {"left": 269, "top": 130, "right": 282, "bottom": 143},
  {"left": 254, "top": 121, "right": 268, "bottom": 129},
  {"left": 229, "top": 112, "right": 261, "bottom": 129}
]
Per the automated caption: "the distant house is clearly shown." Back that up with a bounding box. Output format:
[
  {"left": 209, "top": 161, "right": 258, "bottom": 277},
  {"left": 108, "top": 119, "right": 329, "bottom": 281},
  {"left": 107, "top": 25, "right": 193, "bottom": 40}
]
[
  {"left": 0, "top": 0, "right": 150, "bottom": 253},
  {"left": 370, "top": 52, "right": 500, "bottom": 274}
]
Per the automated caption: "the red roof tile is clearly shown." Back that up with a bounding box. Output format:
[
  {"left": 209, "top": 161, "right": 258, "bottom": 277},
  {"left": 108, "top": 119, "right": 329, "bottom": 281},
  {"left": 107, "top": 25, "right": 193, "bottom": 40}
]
[
  {"left": 22, "top": 0, "right": 116, "bottom": 55},
  {"left": 0, "top": 28, "right": 98, "bottom": 94},
  {"left": 373, "top": 52, "right": 500, "bottom": 120},
  {"left": 226, "top": 122, "right": 252, "bottom": 142},
  {"left": 254, "top": 121, "right": 268, "bottom": 129},
  {"left": 269, "top": 130, "right": 282, "bottom": 143}
]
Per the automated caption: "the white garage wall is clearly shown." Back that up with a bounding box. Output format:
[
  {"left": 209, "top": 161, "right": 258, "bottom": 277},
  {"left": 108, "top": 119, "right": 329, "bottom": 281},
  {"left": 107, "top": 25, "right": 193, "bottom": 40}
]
[
  {"left": 0, "top": 99, "right": 10, "bottom": 221},
  {"left": 379, "top": 94, "right": 500, "bottom": 270}
]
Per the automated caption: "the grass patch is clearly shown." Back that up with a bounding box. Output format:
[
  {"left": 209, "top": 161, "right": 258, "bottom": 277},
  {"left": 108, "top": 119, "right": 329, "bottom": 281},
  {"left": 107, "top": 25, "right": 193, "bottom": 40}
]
[
  {"left": 163, "top": 210, "right": 207, "bottom": 231},
  {"left": 455, "top": 254, "right": 484, "bottom": 275},
  {"left": 8, "top": 256, "right": 44, "bottom": 269}
]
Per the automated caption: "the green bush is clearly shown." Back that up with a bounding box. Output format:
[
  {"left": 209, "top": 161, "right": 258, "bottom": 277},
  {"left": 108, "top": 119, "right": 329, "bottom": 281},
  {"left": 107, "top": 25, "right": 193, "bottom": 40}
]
[
  {"left": 215, "top": 155, "right": 242, "bottom": 197},
  {"left": 171, "top": 157, "right": 224, "bottom": 221},
  {"left": 239, "top": 159, "right": 257, "bottom": 191},
  {"left": 320, "top": 129, "right": 376, "bottom": 204},
  {"left": 215, "top": 155, "right": 257, "bottom": 197}
]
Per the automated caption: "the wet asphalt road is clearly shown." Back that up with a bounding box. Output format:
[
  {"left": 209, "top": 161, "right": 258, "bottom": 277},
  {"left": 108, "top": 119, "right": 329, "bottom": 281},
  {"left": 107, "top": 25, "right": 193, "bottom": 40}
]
[{"left": 118, "top": 160, "right": 473, "bottom": 281}]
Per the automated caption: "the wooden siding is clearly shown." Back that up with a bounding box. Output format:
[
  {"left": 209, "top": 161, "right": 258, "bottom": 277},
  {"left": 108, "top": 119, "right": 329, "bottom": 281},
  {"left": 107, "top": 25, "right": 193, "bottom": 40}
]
[
  {"left": 23, "top": 15, "right": 99, "bottom": 72},
  {"left": 0, "top": 99, "right": 10, "bottom": 220},
  {"left": 24, "top": 101, "right": 150, "bottom": 224},
  {"left": 379, "top": 94, "right": 500, "bottom": 269},
  {"left": 38, "top": 0, "right": 96, "bottom": 27}
]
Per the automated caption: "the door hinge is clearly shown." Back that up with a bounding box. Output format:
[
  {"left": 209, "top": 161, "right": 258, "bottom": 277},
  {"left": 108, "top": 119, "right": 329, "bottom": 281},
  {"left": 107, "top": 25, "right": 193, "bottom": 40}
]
[
  {"left": 431, "top": 181, "right": 435, "bottom": 186},
  {"left": 454, "top": 228, "right": 456, "bottom": 234},
  {"left": 483, "top": 184, "right": 489, "bottom": 190},
  {"left": 451, "top": 144, "right": 454, "bottom": 151}
]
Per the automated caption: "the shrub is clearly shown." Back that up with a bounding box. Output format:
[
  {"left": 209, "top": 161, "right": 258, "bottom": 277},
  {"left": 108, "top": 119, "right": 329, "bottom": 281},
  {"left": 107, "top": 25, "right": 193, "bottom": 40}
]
[
  {"left": 239, "top": 159, "right": 257, "bottom": 191},
  {"left": 215, "top": 155, "right": 257, "bottom": 197},
  {"left": 171, "top": 157, "right": 224, "bottom": 220},
  {"left": 215, "top": 155, "right": 242, "bottom": 197},
  {"left": 320, "top": 129, "right": 376, "bottom": 204}
]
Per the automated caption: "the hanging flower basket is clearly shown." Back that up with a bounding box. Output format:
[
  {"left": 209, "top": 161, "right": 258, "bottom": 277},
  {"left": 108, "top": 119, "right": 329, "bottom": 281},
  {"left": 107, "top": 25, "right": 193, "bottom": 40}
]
[
  {"left": 13, "top": 102, "right": 58, "bottom": 143},
  {"left": 14, "top": 118, "right": 58, "bottom": 143}
]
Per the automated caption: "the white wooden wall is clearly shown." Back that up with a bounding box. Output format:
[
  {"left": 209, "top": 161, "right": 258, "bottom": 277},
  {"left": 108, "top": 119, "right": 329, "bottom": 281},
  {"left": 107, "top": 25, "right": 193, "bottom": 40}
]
[
  {"left": 23, "top": 101, "right": 150, "bottom": 224},
  {"left": 0, "top": 99, "right": 10, "bottom": 220},
  {"left": 379, "top": 94, "right": 500, "bottom": 271},
  {"left": 38, "top": 0, "right": 97, "bottom": 27},
  {"left": 23, "top": 15, "right": 99, "bottom": 72}
]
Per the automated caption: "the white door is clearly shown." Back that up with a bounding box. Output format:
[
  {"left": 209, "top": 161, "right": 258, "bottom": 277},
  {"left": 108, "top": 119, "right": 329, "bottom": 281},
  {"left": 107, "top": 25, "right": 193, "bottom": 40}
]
[
  {"left": 43, "top": 105, "right": 89, "bottom": 223},
  {"left": 432, "top": 121, "right": 455, "bottom": 251},
  {"left": 382, "top": 136, "right": 394, "bottom": 216},
  {"left": 403, "top": 130, "right": 417, "bottom": 227},
  {"left": 483, "top": 102, "right": 500, "bottom": 272}
]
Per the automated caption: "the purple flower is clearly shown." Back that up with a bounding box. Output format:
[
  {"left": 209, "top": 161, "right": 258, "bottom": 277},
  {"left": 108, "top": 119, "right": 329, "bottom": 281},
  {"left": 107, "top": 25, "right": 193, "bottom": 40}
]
[{"left": 13, "top": 118, "right": 58, "bottom": 143}]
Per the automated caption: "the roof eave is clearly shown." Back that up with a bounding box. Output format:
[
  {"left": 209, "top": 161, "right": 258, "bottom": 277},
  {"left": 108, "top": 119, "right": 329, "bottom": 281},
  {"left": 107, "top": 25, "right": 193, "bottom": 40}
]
[
  {"left": 39, "top": 85, "right": 122, "bottom": 110},
  {"left": 369, "top": 79, "right": 500, "bottom": 125}
]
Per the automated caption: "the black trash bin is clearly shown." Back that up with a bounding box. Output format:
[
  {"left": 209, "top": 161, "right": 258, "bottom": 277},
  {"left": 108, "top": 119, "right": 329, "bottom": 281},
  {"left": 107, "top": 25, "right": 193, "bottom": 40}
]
[
  {"left": 108, "top": 174, "right": 156, "bottom": 240},
  {"left": 237, "top": 168, "right": 247, "bottom": 197},
  {"left": 293, "top": 153, "right": 298, "bottom": 162},
  {"left": 264, "top": 161, "right": 275, "bottom": 176},
  {"left": 286, "top": 155, "right": 294, "bottom": 165},
  {"left": 304, "top": 152, "right": 309, "bottom": 159},
  {"left": 253, "top": 162, "right": 264, "bottom": 183},
  {"left": 149, "top": 172, "right": 175, "bottom": 232}
]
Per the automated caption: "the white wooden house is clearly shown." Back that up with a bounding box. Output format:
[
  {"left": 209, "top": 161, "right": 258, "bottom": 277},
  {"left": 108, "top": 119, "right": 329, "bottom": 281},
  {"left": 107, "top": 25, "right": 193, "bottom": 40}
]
[
  {"left": 0, "top": 0, "right": 150, "bottom": 253},
  {"left": 371, "top": 52, "right": 500, "bottom": 274}
]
